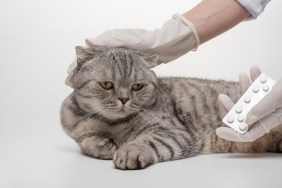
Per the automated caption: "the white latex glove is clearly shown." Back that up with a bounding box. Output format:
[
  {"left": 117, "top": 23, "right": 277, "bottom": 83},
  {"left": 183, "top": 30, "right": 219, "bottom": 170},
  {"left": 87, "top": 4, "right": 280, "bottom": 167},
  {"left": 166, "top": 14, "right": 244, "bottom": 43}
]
[
  {"left": 216, "top": 65, "right": 282, "bottom": 142},
  {"left": 85, "top": 14, "right": 200, "bottom": 64},
  {"left": 65, "top": 14, "right": 200, "bottom": 87}
]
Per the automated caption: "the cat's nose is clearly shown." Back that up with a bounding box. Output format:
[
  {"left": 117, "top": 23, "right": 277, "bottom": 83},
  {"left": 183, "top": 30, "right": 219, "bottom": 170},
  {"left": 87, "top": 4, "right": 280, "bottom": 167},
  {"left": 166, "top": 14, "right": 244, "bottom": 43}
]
[{"left": 118, "top": 97, "right": 130, "bottom": 105}]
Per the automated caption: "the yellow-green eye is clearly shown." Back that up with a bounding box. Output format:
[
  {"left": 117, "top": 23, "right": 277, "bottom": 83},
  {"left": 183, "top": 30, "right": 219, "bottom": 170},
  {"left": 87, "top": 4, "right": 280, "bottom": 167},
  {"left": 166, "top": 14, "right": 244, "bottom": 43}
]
[
  {"left": 99, "top": 81, "right": 114, "bottom": 90},
  {"left": 132, "top": 83, "right": 144, "bottom": 91}
]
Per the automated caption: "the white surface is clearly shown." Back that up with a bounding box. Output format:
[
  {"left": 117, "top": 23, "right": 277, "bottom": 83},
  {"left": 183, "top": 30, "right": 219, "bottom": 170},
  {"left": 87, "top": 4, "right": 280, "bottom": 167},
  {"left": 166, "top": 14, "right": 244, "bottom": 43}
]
[
  {"left": 0, "top": 0, "right": 282, "bottom": 188},
  {"left": 223, "top": 73, "right": 276, "bottom": 134}
]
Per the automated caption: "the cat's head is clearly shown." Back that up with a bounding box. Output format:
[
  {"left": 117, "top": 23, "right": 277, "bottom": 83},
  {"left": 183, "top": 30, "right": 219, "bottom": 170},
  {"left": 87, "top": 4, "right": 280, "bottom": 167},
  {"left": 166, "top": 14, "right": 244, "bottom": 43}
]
[{"left": 72, "top": 46, "right": 159, "bottom": 121}]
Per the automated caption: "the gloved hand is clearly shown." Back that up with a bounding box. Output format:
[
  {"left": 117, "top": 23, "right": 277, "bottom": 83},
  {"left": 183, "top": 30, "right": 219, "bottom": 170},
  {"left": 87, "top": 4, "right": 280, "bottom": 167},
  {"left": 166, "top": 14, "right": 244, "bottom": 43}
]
[
  {"left": 216, "top": 65, "right": 282, "bottom": 142},
  {"left": 85, "top": 14, "right": 200, "bottom": 64},
  {"left": 65, "top": 14, "right": 200, "bottom": 87}
]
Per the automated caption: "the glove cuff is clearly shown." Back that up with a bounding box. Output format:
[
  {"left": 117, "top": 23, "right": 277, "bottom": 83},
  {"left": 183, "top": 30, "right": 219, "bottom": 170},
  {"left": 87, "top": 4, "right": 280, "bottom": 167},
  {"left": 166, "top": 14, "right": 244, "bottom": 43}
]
[{"left": 173, "top": 13, "right": 200, "bottom": 51}]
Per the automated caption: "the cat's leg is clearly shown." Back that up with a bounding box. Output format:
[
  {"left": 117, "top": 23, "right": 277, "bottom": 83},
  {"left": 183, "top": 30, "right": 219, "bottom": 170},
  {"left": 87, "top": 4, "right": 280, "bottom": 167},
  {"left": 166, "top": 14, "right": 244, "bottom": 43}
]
[
  {"left": 229, "top": 125, "right": 282, "bottom": 153},
  {"left": 278, "top": 139, "right": 282, "bottom": 152},
  {"left": 203, "top": 125, "right": 282, "bottom": 153},
  {"left": 113, "top": 128, "right": 197, "bottom": 170},
  {"left": 79, "top": 135, "right": 118, "bottom": 160}
]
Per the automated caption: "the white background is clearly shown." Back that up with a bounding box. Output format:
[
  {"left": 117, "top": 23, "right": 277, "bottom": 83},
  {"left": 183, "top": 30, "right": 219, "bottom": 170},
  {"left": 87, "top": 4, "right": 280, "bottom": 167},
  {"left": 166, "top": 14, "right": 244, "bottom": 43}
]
[{"left": 0, "top": 0, "right": 281, "bottom": 188}]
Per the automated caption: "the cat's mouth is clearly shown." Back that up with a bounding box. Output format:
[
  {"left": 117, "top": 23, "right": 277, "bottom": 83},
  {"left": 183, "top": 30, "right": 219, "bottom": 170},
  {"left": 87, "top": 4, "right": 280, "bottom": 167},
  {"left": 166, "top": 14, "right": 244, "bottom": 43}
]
[
  {"left": 112, "top": 105, "right": 134, "bottom": 113},
  {"left": 95, "top": 106, "right": 135, "bottom": 123},
  {"left": 103, "top": 104, "right": 138, "bottom": 118},
  {"left": 119, "top": 106, "right": 126, "bottom": 112}
]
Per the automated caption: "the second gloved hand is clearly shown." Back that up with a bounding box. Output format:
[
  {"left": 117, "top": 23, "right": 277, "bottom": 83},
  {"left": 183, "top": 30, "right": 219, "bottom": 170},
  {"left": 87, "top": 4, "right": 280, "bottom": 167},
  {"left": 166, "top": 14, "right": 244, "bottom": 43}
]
[
  {"left": 216, "top": 66, "right": 282, "bottom": 142},
  {"left": 85, "top": 14, "right": 200, "bottom": 64}
]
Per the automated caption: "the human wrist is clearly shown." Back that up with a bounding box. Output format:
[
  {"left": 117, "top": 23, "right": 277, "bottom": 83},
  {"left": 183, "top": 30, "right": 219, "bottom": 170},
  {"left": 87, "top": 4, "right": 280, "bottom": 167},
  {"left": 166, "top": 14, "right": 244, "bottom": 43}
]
[{"left": 183, "top": 0, "right": 250, "bottom": 44}]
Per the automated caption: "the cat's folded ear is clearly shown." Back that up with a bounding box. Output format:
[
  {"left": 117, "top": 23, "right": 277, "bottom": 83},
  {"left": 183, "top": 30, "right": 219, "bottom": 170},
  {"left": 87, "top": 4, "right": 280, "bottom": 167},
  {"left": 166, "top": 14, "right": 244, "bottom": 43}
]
[
  {"left": 75, "top": 46, "right": 97, "bottom": 65},
  {"left": 142, "top": 54, "right": 161, "bottom": 69}
]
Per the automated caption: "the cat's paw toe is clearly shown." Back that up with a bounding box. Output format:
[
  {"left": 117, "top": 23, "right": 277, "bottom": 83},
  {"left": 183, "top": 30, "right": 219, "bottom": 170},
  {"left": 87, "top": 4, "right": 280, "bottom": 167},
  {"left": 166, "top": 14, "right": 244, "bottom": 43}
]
[
  {"left": 80, "top": 137, "right": 117, "bottom": 160},
  {"left": 113, "top": 145, "right": 152, "bottom": 170},
  {"left": 98, "top": 142, "right": 117, "bottom": 159}
]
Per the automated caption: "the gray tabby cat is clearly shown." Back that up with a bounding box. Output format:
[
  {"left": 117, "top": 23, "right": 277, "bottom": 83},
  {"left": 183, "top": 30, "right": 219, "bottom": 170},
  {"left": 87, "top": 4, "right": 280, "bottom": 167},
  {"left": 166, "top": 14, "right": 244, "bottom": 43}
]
[{"left": 60, "top": 47, "right": 282, "bottom": 170}]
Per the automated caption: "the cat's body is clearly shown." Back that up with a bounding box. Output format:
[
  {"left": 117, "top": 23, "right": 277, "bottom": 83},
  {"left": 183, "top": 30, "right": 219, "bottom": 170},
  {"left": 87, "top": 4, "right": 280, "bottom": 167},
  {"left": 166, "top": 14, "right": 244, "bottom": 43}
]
[{"left": 61, "top": 47, "right": 282, "bottom": 169}]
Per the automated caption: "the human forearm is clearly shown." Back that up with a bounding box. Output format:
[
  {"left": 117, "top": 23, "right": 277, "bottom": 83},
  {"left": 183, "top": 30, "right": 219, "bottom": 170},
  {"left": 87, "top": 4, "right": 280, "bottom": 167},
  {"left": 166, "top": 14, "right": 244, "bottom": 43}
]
[
  {"left": 183, "top": 0, "right": 250, "bottom": 44},
  {"left": 66, "top": 0, "right": 258, "bottom": 87}
]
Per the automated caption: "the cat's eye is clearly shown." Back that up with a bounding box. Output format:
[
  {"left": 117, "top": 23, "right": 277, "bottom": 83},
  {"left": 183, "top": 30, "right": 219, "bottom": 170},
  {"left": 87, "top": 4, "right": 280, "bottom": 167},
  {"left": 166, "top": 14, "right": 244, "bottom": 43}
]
[
  {"left": 99, "top": 81, "right": 114, "bottom": 90},
  {"left": 132, "top": 83, "right": 144, "bottom": 91}
]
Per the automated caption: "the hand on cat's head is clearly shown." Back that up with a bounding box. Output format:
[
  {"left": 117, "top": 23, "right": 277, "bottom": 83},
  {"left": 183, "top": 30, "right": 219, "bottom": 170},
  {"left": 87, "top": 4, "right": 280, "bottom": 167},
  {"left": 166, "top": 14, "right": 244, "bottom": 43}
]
[{"left": 65, "top": 46, "right": 161, "bottom": 88}]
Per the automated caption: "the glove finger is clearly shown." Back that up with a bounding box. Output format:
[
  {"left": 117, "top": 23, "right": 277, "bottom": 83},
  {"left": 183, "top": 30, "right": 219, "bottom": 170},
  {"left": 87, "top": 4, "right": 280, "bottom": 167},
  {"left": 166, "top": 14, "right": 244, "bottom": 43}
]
[
  {"left": 86, "top": 29, "right": 149, "bottom": 50},
  {"left": 216, "top": 122, "right": 266, "bottom": 142},
  {"left": 218, "top": 94, "right": 235, "bottom": 113},
  {"left": 246, "top": 79, "right": 282, "bottom": 125},
  {"left": 239, "top": 72, "right": 251, "bottom": 93},
  {"left": 85, "top": 29, "right": 126, "bottom": 47},
  {"left": 250, "top": 65, "right": 262, "bottom": 82},
  {"left": 246, "top": 91, "right": 277, "bottom": 125},
  {"left": 255, "top": 108, "right": 282, "bottom": 133},
  {"left": 217, "top": 102, "right": 281, "bottom": 143},
  {"left": 216, "top": 127, "right": 243, "bottom": 142},
  {"left": 273, "top": 79, "right": 282, "bottom": 108}
]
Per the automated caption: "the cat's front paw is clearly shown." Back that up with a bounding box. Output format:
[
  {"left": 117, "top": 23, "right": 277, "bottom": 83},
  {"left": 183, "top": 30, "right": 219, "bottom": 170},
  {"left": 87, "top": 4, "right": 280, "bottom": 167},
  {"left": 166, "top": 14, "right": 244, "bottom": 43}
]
[
  {"left": 113, "top": 144, "right": 154, "bottom": 170},
  {"left": 80, "top": 136, "right": 117, "bottom": 160}
]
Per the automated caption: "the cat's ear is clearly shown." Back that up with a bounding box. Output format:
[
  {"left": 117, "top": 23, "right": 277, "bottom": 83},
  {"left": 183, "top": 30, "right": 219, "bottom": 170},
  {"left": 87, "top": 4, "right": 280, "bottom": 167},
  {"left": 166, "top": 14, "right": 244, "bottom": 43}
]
[
  {"left": 75, "top": 46, "right": 97, "bottom": 65},
  {"left": 143, "top": 54, "right": 161, "bottom": 69}
]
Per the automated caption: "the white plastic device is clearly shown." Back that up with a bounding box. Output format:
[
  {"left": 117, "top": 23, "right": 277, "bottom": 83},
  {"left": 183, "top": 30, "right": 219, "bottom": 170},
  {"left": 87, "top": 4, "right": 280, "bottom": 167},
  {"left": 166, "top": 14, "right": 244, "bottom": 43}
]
[{"left": 223, "top": 73, "right": 277, "bottom": 134}]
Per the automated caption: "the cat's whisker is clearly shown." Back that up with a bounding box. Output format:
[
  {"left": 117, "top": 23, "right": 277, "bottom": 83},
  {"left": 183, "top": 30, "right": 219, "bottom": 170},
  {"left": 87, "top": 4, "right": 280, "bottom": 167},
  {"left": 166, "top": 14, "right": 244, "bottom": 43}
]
[
  {"left": 76, "top": 106, "right": 105, "bottom": 124},
  {"left": 127, "top": 105, "right": 151, "bottom": 124},
  {"left": 135, "top": 94, "right": 174, "bottom": 127},
  {"left": 104, "top": 103, "right": 117, "bottom": 107},
  {"left": 125, "top": 105, "right": 140, "bottom": 112},
  {"left": 137, "top": 105, "right": 172, "bottom": 128},
  {"left": 128, "top": 111, "right": 140, "bottom": 121},
  {"left": 133, "top": 109, "right": 155, "bottom": 125},
  {"left": 131, "top": 100, "right": 160, "bottom": 125}
]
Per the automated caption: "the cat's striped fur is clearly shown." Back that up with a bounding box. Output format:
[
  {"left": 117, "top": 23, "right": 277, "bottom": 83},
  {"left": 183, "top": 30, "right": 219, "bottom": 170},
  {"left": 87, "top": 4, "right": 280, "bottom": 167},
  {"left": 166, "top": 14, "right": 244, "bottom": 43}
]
[{"left": 61, "top": 47, "right": 282, "bottom": 170}]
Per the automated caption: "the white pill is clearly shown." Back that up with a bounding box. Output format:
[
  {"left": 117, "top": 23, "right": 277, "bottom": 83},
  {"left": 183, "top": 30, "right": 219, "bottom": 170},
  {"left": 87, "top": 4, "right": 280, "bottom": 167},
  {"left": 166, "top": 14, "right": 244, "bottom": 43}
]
[
  {"left": 237, "top": 115, "right": 245, "bottom": 122},
  {"left": 260, "top": 76, "right": 267, "bottom": 83},
  {"left": 252, "top": 85, "right": 259, "bottom": 93},
  {"left": 239, "top": 124, "right": 248, "bottom": 131},
  {"left": 227, "top": 116, "right": 234, "bottom": 123},
  {"left": 262, "top": 85, "right": 269, "bottom": 92},
  {"left": 244, "top": 95, "right": 251, "bottom": 103},
  {"left": 235, "top": 106, "right": 242, "bottom": 113}
]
